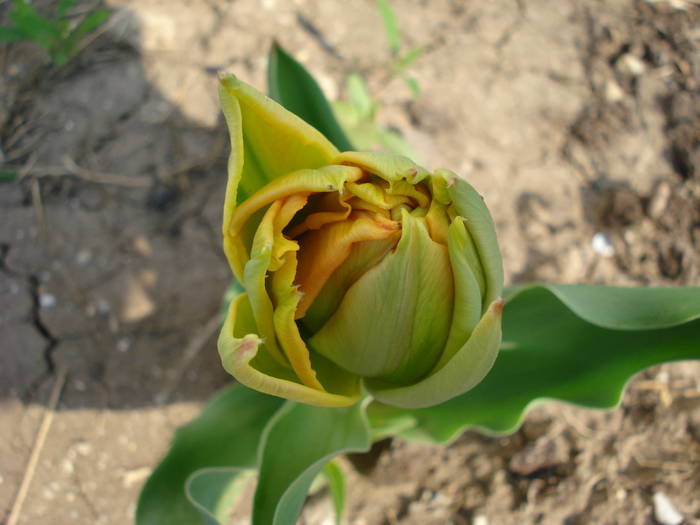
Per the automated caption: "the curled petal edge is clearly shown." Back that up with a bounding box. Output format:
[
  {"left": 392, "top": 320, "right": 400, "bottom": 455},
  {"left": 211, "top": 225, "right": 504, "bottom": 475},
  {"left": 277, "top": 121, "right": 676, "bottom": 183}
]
[
  {"left": 365, "top": 299, "right": 504, "bottom": 409},
  {"left": 218, "top": 293, "right": 361, "bottom": 408}
]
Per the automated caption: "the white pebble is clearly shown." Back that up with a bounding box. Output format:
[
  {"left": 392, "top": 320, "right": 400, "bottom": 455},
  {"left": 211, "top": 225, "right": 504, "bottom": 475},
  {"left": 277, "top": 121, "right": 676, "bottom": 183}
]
[
  {"left": 654, "top": 492, "right": 684, "bottom": 525},
  {"left": 116, "top": 337, "right": 131, "bottom": 353},
  {"left": 592, "top": 232, "right": 615, "bottom": 258},
  {"left": 473, "top": 515, "right": 489, "bottom": 525},
  {"left": 39, "top": 293, "right": 57, "bottom": 308}
]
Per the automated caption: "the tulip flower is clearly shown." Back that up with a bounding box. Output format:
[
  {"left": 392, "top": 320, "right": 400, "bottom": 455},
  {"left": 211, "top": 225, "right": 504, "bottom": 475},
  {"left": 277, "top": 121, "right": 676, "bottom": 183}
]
[{"left": 217, "top": 74, "right": 504, "bottom": 409}]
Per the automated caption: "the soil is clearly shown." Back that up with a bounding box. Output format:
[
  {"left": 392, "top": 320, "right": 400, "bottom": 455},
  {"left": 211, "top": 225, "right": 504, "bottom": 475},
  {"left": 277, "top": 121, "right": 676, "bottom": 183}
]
[{"left": 1, "top": 1, "right": 699, "bottom": 524}]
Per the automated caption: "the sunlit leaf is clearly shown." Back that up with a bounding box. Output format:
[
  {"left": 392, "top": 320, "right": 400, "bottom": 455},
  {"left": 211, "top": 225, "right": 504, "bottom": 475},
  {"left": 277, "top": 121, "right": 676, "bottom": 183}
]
[
  {"left": 367, "top": 284, "right": 700, "bottom": 443},
  {"left": 376, "top": 0, "right": 400, "bottom": 55},
  {"left": 136, "top": 386, "right": 284, "bottom": 525},
  {"left": 267, "top": 43, "right": 354, "bottom": 151},
  {"left": 252, "top": 400, "right": 370, "bottom": 525}
]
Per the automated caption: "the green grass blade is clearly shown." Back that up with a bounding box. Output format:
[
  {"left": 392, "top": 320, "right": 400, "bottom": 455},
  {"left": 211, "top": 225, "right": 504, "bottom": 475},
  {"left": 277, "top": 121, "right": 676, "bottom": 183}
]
[
  {"left": 136, "top": 386, "right": 284, "bottom": 525},
  {"left": 376, "top": 0, "right": 400, "bottom": 55},
  {"left": 70, "top": 8, "right": 110, "bottom": 39},
  {"left": 367, "top": 284, "right": 700, "bottom": 443},
  {"left": 322, "top": 461, "right": 347, "bottom": 525},
  {"left": 267, "top": 43, "right": 354, "bottom": 152},
  {"left": 252, "top": 401, "right": 370, "bottom": 525},
  {"left": 395, "top": 47, "right": 423, "bottom": 70},
  {"left": 55, "top": 0, "right": 75, "bottom": 19}
]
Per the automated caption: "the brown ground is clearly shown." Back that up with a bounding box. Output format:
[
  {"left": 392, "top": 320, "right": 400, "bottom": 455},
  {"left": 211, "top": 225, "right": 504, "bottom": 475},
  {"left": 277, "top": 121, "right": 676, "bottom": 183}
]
[{"left": 1, "top": 1, "right": 699, "bottom": 524}]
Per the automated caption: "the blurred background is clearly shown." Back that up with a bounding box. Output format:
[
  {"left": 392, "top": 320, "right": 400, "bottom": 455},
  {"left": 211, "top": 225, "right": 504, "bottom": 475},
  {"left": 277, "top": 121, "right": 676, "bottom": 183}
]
[{"left": 1, "top": 0, "right": 698, "bottom": 523}]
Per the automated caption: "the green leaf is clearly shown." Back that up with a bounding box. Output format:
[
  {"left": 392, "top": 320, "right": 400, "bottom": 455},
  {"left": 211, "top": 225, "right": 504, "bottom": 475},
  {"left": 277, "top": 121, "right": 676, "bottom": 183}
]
[
  {"left": 253, "top": 400, "right": 371, "bottom": 525},
  {"left": 186, "top": 468, "right": 255, "bottom": 525},
  {"left": 0, "top": 25, "right": 31, "bottom": 41},
  {"left": 55, "top": 0, "right": 75, "bottom": 19},
  {"left": 136, "top": 385, "right": 284, "bottom": 525},
  {"left": 9, "top": 1, "right": 61, "bottom": 48},
  {"left": 367, "top": 284, "right": 700, "bottom": 443},
  {"left": 267, "top": 43, "right": 354, "bottom": 152},
  {"left": 376, "top": 128, "right": 420, "bottom": 163},
  {"left": 0, "top": 170, "right": 19, "bottom": 181},
  {"left": 402, "top": 74, "right": 421, "bottom": 97},
  {"left": 346, "top": 73, "right": 375, "bottom": 121},
  {"left": 376, "top": 0, "right": 400, "bottom": 55},
  {"left": 322, "top": 461, "right": 346, "bottom": 525},
  {"left": 395, "top": 47, "right": 423, "bottom": 70},
  {"left": 70, "top": 8, "right": 110, "bottom": 40}
]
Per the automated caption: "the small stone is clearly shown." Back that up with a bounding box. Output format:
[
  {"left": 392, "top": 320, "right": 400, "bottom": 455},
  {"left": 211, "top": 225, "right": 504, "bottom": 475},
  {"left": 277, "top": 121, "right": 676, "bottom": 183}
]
[
  {"left": 605, "top": 80, "right": 625, "bottom": 103},
  {"left": 473, "top": 515, "right": 489, "bottom": 525},
  {"left": 61, "top": 459, "right": 74, "bottom": 474},
  {"left": 509, "top": 435, "right": 570, "bottom": 476},
  {"left": 648, "top": 182, "right": 672, "bottom": 219},
  {"left": 75, "top": 441, "right": 93, "bottom": 456},
  {"left": 653, "top": 492, "right": 683, "bottom": 525},
  {"left": 96, "top": 298, "right": 112, "bottom": 314},
  {"left": 618, "top": 53, "right": 646, "bottom": 76},
  {"left": 39, "top": 293, "right": 57, "bottom": 308},
  {"left": 116, "top": 337, "right": 131, "bottom": 353},
  {"left": 592, "top": 232, "right": 615, "bottom": 258},
  {"left": 76, "top": 250, "right": 92, "bottom": 265}
]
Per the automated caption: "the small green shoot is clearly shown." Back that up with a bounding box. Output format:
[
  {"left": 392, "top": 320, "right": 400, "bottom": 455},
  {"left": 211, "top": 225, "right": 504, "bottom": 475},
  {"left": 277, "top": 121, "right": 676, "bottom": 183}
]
[
  {"left": 333, "top": 73, "right": 419, "bottom": 161},
  {"left": 0, "top": 0, "right": 110, "bottom": 65},
  {"left": 376, "top": 0, "right": 423, "bottom": 96},
  {"left": 0, "top": 170, "right": 19, "bottom": 181}
]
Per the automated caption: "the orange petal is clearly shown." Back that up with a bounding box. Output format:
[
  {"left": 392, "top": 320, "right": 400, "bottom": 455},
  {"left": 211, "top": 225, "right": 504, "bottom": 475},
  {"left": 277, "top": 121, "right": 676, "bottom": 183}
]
[{"left": 295, "top": 212, "right": 400, "bottom": 319}]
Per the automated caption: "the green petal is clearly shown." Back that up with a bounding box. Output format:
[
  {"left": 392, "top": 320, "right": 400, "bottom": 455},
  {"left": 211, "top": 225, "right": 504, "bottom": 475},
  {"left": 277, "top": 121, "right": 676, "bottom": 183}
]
[
  {"left": 219, "top": 74, "right": 339, "bottom": 278},
  {"left": 366, "top": 299, "right": 503, "bottom": 408},
  {"left": 302, "top": 237, "right": 398, "bottom": 334},
  {"left": 436, "top": 170, "right": 504, "bottom": 310},
  {"left": 334, "top": 151, "right": 430, "bottom": 184},
  {"left": 218, "top": 294, "right": 360, "bottom": 407},
  {"left": 309, "top": 211, "right": 453, "bottom": 383},
  {"left": 432, "top": 218, "right": 483, "bottom": 371}
]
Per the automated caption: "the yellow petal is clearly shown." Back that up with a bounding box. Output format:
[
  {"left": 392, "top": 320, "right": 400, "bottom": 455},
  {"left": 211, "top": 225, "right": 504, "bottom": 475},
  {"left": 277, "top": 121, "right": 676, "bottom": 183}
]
[
  {"left": 270, "top": 193, "right": 308, "bottom": 272},
  {"left": 218, "top": 293, "right": 360, "bottom": 407},
  {"left": 243, "top": 200, "right": 287, "bottom": 365},
  {"left": 269, "top": 252, "right": 325, "bottom": 391},
  {"left": 225, "top": 165, "right": 363, "bottom": 281}
]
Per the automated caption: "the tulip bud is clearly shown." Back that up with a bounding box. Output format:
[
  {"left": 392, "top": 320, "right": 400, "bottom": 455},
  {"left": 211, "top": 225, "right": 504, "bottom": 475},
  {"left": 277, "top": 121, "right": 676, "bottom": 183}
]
[{"left": 217, "top": 74, "right": 504, "bottom": 409}]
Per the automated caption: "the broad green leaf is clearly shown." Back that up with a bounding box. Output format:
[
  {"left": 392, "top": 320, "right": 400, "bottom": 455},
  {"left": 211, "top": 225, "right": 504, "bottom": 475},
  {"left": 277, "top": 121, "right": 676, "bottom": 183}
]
[
  {"left": 322, "top": 461, "right": 346, "bottom": 525},
  {"left": 376, "top": 0, "right": 400, "bottom": 55},
  {"left": 367, "top": 284, "right": 700, "bottom": 443},
  {"left": 253, "top": 400, "right": 371, "bottom": 525},
  {"left": 186, "top": 468, "right": 255, "bottom": 525},
  {"left": 136, "top": 385, "right": 284, "bottom": 525},
  {"left": 267, "top": 43, "right": 354, "bottom": 152}
]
